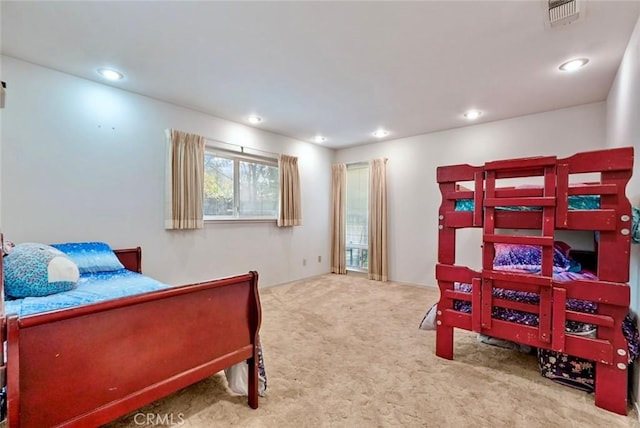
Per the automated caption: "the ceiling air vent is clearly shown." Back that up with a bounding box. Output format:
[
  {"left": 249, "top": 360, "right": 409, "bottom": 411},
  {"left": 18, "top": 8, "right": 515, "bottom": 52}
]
[{"left": 546, "top": 0, "right": 584, "bottom": 28}]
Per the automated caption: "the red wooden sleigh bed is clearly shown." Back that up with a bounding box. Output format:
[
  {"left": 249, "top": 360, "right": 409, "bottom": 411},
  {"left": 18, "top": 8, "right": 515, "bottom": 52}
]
[
  {"left": 0, "top": 241, "right": 262, "bottom": 427},
  {"left": 435, "top": 147, "right": 634, "bottom": 415}
]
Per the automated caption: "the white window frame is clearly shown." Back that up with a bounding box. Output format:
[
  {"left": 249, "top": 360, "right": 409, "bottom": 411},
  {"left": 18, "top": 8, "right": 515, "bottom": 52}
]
[{"left": 204, "top": 147, "right": 279, "bottom": 222}]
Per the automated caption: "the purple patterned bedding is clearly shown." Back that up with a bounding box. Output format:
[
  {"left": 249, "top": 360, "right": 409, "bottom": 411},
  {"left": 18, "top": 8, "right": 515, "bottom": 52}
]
[
  {"left": 452, "top": 242, "right": 600, "bottom": 332},
  {"left": 454, "top": 242, "right": 640, "bottom": 366},
  {"left": 435, "top": 241, "right": 639, "bottom": 393},
  {"left": 452, "top": 275, "right": 597, "bottom": 332},
  {"left": 492, "top": 241, "right": 583, "bottom": 274},
  {"left": 445, "top": 242, "right": 640, "bottom": 393},
  {"left": 452, "top": 243, "right": 638, "bottom": 345},
  {"left": 452, "top": 276, "right": 639, "bottom": 360},
  {"left": 537, "top": 315, "right": 640, "bottom": 394}
]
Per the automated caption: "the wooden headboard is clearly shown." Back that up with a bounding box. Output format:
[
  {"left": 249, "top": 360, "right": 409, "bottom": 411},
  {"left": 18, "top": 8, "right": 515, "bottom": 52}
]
[{"left": 113, "top": 247, "right": 142, "bottom": 273}]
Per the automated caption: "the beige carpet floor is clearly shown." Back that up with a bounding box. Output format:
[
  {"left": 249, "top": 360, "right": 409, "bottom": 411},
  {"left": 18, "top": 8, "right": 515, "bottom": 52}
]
[{"left": 105, "top": 274, "right": 640, "bottom": 427}]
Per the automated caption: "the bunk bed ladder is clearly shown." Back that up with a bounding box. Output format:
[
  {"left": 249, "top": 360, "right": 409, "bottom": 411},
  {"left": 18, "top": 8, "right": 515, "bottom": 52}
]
[
  {"left": 482, "top": 158, "right": 557, "bottom": 344},
  {"left": 435, "top": 164, "right": 484, "bottom": 360}
]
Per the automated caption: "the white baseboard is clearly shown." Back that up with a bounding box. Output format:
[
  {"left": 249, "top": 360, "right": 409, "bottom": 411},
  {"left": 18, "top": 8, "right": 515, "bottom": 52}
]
[
  {"left": 261, "top": 272, "right": 441, "bottom": 291},
  {"left": 259, "top": 273, "right": 329, "bottom": 289},
  {"left": 390, "top": 280, "right": 439, "bottom": 290}
]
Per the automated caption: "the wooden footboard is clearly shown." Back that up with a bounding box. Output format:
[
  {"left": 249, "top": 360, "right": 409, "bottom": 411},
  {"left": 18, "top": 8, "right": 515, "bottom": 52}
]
[{"left": 3, "top": 264, "right": 261, "bottom": 427}]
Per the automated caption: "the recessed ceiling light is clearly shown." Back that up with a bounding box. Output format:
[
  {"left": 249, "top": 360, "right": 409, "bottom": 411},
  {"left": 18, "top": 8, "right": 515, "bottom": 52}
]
[
  {"left": 97, "top": 68, "right": 124, "bottom": 81},
  {"left": 464, "top": 110, "right": 482, "bottom": 120},
  {"left": 559, "top": 58, "right": 589, "bottom": 72},
  {"left": 372, "top": 129, "right": 389, "bottom": 138},
  {"left": 313, "top": 135, "right": 327, "bottom": 143},
  {"left": 247, "top": 115, "right": 263, "bottom": 124}
]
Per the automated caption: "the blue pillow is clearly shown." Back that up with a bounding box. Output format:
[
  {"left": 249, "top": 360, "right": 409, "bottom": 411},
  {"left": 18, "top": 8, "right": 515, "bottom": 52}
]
[
  {"left": 51, "top": 242, "right": 124, "bottom": 274},
  {"left": 4, "top": 243, "right": 79, "bottom": 298}
]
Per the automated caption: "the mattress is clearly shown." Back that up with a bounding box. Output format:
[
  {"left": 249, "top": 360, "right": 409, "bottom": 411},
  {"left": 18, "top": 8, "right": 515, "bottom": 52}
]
[{"left": 4, "top": 269, "right": 169, "bottom": 317}]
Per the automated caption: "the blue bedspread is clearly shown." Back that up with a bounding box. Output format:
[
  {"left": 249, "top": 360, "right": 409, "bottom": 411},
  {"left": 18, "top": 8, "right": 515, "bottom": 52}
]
[
  {"left": 4, "top": 269, "right": 169, "bottom": 317},
  {"left": 455, "top": 195, "right": 600, "bottom": 211}
]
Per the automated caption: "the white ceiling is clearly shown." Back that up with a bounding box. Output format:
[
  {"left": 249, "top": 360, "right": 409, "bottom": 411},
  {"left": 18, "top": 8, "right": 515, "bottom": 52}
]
[{"left": 2, "top": 1, "right": 639, "bottom": 149}]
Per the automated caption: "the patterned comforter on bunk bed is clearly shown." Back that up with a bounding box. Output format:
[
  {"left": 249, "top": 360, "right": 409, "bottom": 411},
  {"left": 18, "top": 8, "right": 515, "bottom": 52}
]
[
  {"left": 422, "top": 242, "right": 640, "bottom": 392},
  {"left": 455, "top": 194, "right": 601, "bottom": 211}
]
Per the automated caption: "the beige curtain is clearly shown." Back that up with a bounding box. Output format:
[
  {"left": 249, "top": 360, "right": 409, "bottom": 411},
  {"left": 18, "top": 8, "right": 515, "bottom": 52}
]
[
  {"left": 278, "top": 154, "right": 302, "bottom": 227},
  {"left": 165, "top": 129, "right": 205, "bottom": 229},
  {"left": 368, "top": 158, "right": 388, "bottom": 281},
  {"left": 331, "top": 163, "right": 347, "bottom": 274}
]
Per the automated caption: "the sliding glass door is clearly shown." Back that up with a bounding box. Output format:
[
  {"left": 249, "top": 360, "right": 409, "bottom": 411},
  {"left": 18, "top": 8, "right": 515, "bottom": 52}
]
[{"left": 346, "top": 164, "right": 369, "bottom": 271}]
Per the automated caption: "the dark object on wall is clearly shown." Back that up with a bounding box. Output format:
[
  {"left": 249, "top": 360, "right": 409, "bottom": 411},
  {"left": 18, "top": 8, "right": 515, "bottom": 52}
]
[{"left": 0, "top": 81, "right": 5, "bottom": 108}]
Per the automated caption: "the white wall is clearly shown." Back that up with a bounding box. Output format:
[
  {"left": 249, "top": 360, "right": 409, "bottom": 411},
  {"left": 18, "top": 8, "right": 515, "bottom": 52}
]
[
  {"left": 606, "top": 14, "right": 640, "bottom": 408},
  {"left": 0, "top": 56, "right": 333, "bottom": 287},
  {"left": 0, "top": 69, "right": 3, "bottom": 228},
  {"left": 334, "top": 102, "right": 606, "bottom": 286}
]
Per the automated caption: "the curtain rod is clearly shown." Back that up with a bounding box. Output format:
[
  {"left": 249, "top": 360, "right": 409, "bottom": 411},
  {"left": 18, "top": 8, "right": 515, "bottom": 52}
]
[
  {"left": 345, "top": 158, "right": 387, "bottom": 166},
  {"left": 167, "top": 128, "right": 280, "bottom": 159},
  {"left": 204, "top": 136, "right": 279, "bottom": 159}
]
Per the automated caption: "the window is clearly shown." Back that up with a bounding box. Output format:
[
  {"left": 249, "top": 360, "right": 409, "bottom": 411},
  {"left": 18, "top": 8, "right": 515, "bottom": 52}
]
[
  {"left": 345, "top": 164, "right": 369, "bottom": 271},
  {"left": 204, "top": 149, "right": 279, "bottom": 220}
]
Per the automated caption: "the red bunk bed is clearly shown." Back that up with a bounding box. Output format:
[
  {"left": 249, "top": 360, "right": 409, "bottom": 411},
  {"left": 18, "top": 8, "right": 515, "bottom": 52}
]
[{"left": 435, "top": 146, "right": 634, "bottom": 415}]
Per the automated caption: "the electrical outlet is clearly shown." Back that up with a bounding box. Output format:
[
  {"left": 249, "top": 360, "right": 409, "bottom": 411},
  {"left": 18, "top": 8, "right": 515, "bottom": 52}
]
[
  {"left": 318, "top": 255, "right": 322, "bottom": 263},
  {"left": 302, "top": 258, "right": 307, "bottom": 266}
]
